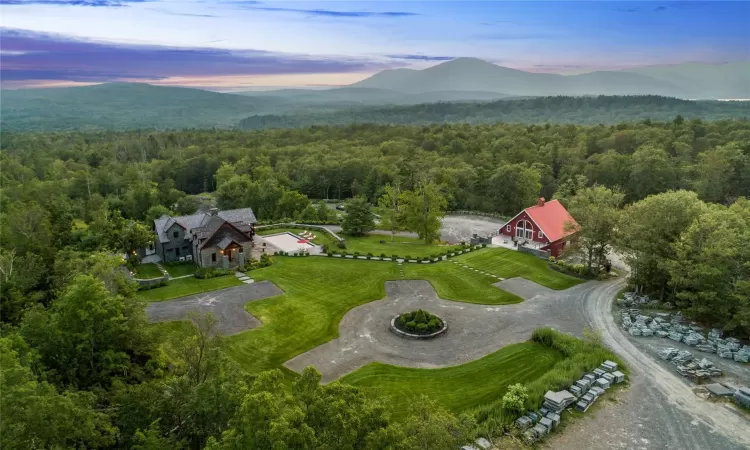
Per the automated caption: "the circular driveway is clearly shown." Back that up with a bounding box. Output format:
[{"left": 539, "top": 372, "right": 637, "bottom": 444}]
[{"left": 284, "top": 278, "right": 596, "bottom": 382}]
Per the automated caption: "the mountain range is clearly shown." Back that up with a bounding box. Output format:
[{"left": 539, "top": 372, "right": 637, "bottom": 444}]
[
  {"left": 1, "top": 58, "right": 748, "bottom": 132},
  {"left": 350, "top": 58, "right": 750, "bottom": 99}
]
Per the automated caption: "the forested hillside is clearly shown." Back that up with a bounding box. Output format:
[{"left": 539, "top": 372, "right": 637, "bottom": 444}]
[{"left": 239, "top": 96, "right": 750, "bottom": 129}]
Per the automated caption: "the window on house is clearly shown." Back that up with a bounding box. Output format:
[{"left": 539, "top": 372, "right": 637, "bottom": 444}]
[
  {"left": 173, "top": 231, "right": 179, "bottom": 238},
  {"left": 516, "top": 220, "right": 533, "bottom": 240},
  {"left": 538, "top": 231, "right": 543, "bottom": 239},
  {"left": 176, "top": 248, "right": 180, "bottom": 257},
  {"left": 506, "top": 225, "right": 511, "bottom": 232},
  {"left": 211, "top": 253, "right": 216, "bottom": 262},
  {"left": 239, "top": 247, "right": 243, "bottom": 253}
]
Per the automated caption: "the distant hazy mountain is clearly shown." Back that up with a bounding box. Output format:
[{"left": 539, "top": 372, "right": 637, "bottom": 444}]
[
  {"left": 1, "top": 82, "right": 512, "bottom": 132},
  {"left": 351, "top": 57, "right": 749, "bottom": 99},
  {"left": 0, "top": 83, "right": 286, "bottom": 132},
  {"left": 234, "top": 86, "right": 512, "bottom": 105},
  {"left": 620, "top": 62, "right": 750, "bottom": 99}
]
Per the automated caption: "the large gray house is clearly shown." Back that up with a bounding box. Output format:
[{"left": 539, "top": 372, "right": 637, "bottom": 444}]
[{"left": 152, "top": 207, "right": 257, "bottom": 268}]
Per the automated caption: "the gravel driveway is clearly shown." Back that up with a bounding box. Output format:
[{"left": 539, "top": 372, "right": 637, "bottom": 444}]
[
  {"left": 146, "top": 281, "right": 283, "bottom": 335},
  {"left": 544, "top": 278, "right": 750, "bottom": 450}
]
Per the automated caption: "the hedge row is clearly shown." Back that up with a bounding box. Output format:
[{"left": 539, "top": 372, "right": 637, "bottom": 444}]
[{"left": 323, "top": 244, "right": 485, "bottom": 261}]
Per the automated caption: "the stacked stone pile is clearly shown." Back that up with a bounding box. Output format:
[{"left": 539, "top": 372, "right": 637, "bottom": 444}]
[
  {"left": 618, "top": 297, "right": 750, "bottom": 365},
  {"left": 516, "top": 360, "right": 625, "bottom": 444},
  {"left": 659, "top": 347, "right": 723, "bottom": 378}
]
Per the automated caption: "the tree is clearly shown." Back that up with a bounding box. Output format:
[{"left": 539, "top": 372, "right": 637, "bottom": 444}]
[
  {"left": 0, "top": 336, "right": 117, "bottom": 449},
  {"left": 628, "top": 145, "right": 675, "bottom": 201},
  {"left": 668, "top": 199, "right": 750, "bottom": 333},
  {"left": 377, "top": 183, "right": 405, "bottom": 242},
  {"left": 20, "top": 275, "right": 157, "bottom": 389},
  {"left": 488, "top": 164, "right": 542, "bottom": 215},
  {"left": 400, "top": 182, "right": 447, "bottom": 244},
  {"left": 566, "top": 186, "right": 624, "bottom": 273},
  {"left": 120, "top": 219, "right": 155, "bottom": 269},
  {"left": 341, "top": 196, "right": 375, "bottom": 236},
  {"left": 616, "top": 190, "right": 707, "bottom": 297}
]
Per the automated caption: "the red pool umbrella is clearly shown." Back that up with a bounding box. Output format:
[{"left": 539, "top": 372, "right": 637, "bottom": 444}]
[{"left": 297, "top": 239, "right": 309, "bottom": 244}]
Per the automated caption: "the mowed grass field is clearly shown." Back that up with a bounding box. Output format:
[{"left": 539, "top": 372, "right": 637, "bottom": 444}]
[
  {"left": 404, "top": 262, "right": 522, "bottom": 304},
  {"left": 137, "top": 275, "right": 242, "bottom": 302},
  {"left": 134, "top": 263, "right": 163, "bottom": 279},
  {"left": 257, "top": 227, "right": 460, "bottom": 258},
  {"left": 455, "top": 248, "right": 583, "bottom": 290},
  {"left": 225, "top": 257, "right": 521, "bottom": 374},
  {"left": 340, "top": 342, "right": 563, "bottom": 417}
]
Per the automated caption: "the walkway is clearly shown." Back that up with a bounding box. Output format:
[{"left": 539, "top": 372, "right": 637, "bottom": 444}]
[
  {"left": 284, "top": 279, "right": 595, "bottom": 382},
  {"left": 146, "top": 281, "right": 283, "bottom": 335}
]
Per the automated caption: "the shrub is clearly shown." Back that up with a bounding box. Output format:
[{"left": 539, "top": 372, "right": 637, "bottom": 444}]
[
  {"left": 405, "top": 255, "right": 412, "bottom": 260},
  {"left": 396, "top": 309, "right": 443, "bottom": 334},
  {"left": 392, "top": 254, "right": 398, "bottom": 259},
  {"left": 327, "top": 252, "right": 333, "bottom": 257},
  {"left": 548, "top": 256, "right": 556, "bottom": 263},
  {"left": 501, "top": 384, "right": 528, "bottom": 414},
  {"left": 367, "top": 252, "right": 373, "bottom": 257},
  {"left": 354, "top": 252, "right": 360, "bottom": 257},
  {"left": 321, "top": 244, "right": 329, "bottom": 253},
  {"left": 380, "top": 253, "right": 387, "bottom": 258},
  {"left": 337, "top": 240, "right": 346, "bottom": 249},
  {"left": 194, "top": 267, "right": 230, "bottom": 279}
]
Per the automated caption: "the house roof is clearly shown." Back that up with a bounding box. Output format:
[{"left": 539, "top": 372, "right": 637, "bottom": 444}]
[
  {"left": 153, "top": 207, "right": 257, "bottom": 244},
  {"left": 522, "top": 199, "right": 578, "bottom": 242}
]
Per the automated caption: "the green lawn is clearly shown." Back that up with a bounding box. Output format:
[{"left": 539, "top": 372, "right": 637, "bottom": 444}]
[
  {"left": 134, "top": 263, "right": 163, "bottom": 279},
  {"left": 225, "top": 257, "right": 518, "bottom": 374},
  {"left": 257, "top": 227, "right": 460, "bottom": 258},
  {"left": 340, "top": 342, "right": 563, "bottom": 417},
  {"left": 165, "top": 262, "right": 197, "bottom": 278},
  {"left": 455, "top": 248, "right": 583, "bottom": 290},
  {"left": 405, "top": 262, "right": 522, "bottom": 304},
  {"left": 342, "top": 234, "right": 461, "bottom": 258},
  {"left": 137, "top": 275, "right": 242, "bottom": 302}
]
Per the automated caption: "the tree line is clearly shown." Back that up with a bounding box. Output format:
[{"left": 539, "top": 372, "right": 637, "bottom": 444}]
[{"left": 238, "top": 96, "right": 750, "bottom": 129}]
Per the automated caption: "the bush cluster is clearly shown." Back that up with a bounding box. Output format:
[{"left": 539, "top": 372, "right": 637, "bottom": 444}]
[
  {"left": 549, "top": 259, "right": 592, "bottom": 278},
  {"left": 194, "top": 267, "right": 231, "bottom": 279},
  {"left": 325, "top": 245, "right": 480, "bottom": 262},
  {"left": 245, "top": 253, "right": 274, "bottom": 270},
  {"left": 397, "top": 309, "right": 443, "bottom": 334}
]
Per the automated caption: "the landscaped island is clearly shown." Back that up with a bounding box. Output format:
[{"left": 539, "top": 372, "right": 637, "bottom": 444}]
[{"left": 392, "top": 309, "right": 447, "bottom": 339}]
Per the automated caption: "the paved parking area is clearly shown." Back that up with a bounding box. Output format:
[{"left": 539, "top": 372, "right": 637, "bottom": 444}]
[
  {"left": 146, "top": 281, "right": 283, "bottom": 335},
  {"left": 284, "top": 279, "right": 595, "bottom": 382}
]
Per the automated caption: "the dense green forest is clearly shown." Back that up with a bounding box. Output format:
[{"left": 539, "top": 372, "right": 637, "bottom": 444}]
[
  {"left": 239, "top": 96, "right": 750, "bottom": 129},
  {"left": 2, "top": 119, "right": 749, "bottom": 448}
]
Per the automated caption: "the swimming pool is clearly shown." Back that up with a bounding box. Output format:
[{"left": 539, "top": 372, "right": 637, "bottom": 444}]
[{"left": 261, "top": 232, "right": 318, "bottom": 253}]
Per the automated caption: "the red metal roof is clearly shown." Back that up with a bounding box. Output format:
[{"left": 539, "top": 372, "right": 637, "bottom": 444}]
[{"left": 524, "top": 199, "right": 578, "bottom": 242}]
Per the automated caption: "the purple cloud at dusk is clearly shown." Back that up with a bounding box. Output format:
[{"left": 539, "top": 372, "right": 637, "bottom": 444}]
[{"left": 0, "top": 28, "right": 396, "bottom": 88}]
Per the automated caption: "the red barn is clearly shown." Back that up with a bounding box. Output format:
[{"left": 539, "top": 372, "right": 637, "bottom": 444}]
[{"left": 499, "top": 198, "right": 578, "bottom": 258}]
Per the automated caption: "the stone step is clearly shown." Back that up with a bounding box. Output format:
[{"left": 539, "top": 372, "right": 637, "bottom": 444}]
[{"left": 242, "top": 279, "right": 255, "bottom": 284}]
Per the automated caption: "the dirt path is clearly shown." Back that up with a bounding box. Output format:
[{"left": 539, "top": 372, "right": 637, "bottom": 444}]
[{"left": 546, "top": 278, "right": 750, "bottom": 450}]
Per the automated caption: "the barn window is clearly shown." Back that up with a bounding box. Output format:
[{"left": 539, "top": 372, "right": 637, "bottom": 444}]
[
  {"left": 506, "top": 225, "right": 511, "bottom": 232},
  {"left": 516, "top": 220, "right": 533, "bottom": 240},
  {"left": 538, "top": 231, "right": 544, "bottom": 239}
]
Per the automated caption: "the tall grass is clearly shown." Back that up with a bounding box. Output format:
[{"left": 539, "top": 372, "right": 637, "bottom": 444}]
[{"left": 473, "top": 327, "right": 626, "bottom": 437}]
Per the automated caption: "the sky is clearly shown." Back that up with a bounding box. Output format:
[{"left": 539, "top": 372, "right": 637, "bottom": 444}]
[{"left": 1, "top": 1, "right": 748, "bottom": 90}]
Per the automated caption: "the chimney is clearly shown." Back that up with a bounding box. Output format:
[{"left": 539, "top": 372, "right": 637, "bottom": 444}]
[
  {"left": 209, "top": 207, "right": 219, "bottom": 216},
  {"left": 537, "top": 197, "right": 545, "bottom": 207}
]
